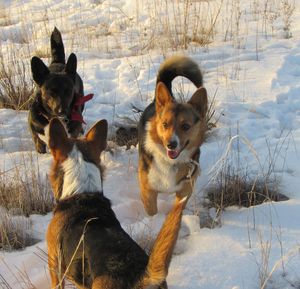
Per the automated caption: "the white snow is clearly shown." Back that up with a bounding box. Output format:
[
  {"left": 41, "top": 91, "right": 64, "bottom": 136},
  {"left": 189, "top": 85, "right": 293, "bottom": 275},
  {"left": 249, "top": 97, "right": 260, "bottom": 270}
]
[{"left": 1, "top": 0, "right": 300, "bottom": 288}]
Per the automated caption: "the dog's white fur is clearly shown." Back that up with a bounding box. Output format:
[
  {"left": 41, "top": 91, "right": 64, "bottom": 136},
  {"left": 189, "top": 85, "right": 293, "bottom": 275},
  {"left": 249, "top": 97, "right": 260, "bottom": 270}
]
[
  {"left": 144, "top": 122, "right": 192, "bottom": 194},
  {"left": 38, "top": 121, "right": 71, "bottom": 146},
  {"left": 61, "top": 146, "right": 102, "bottom": 199}
]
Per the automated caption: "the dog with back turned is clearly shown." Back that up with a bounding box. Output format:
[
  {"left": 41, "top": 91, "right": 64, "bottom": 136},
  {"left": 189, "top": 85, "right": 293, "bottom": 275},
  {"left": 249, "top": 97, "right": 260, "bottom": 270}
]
[
  {"left": 28, "top": 27, "right": 85, "bottom": 153},
  {"left": 46, "top": 117, "right": 187, "bottom": 289}
]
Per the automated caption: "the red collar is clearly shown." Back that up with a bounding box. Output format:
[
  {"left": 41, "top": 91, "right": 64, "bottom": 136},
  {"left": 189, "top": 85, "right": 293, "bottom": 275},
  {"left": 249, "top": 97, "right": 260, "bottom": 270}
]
[{"left": 71, "top": 93, "right": 94, "bottom": 124}]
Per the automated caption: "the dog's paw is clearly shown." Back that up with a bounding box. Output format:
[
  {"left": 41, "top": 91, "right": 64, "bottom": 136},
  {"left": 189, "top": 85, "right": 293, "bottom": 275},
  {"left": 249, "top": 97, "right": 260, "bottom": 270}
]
[{"left": 35, "top": 136, "right": 47, "bottom": 154}]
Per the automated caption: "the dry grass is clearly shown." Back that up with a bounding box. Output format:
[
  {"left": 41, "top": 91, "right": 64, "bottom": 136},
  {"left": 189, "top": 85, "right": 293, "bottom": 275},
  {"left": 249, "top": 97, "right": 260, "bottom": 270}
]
[
  {"left": 0, "top": 5, "right": 13, "bottom": 27},
  {"left": 0, "top": 152, "right": 53, "bottom": 251},
  {"left": 0, "top": 49, "right": 34, "bottom": 110},
  {"left": 206, "top": 131, "right": 290, "bottom": 213},
  {"left": 207, "top": 165, "right": 287, "bottom": 210},
  {"left": 0, "top": 212, "right": 37, "bottom": 251},
  {"left": 0, "top": 153, "right": 54, "bottom": 217}
]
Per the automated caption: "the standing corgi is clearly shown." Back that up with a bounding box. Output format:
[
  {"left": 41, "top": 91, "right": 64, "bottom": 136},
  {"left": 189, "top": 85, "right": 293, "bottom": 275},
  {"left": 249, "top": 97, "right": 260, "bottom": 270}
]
[
  {"left": 28, "top": 27, "right": 88, "bottom": 154},
  {"left": 46, "top": 117, "right": 187, "bottom": 289},
  {"left": 138, "top": 55, "right": 208, "bottom": 216}
]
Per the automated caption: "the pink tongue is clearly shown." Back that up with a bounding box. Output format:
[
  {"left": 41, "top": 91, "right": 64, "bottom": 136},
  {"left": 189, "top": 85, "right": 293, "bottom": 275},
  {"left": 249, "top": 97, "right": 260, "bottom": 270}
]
[{"left": 167, "top": 150, "right": 179, "bottom": 159}]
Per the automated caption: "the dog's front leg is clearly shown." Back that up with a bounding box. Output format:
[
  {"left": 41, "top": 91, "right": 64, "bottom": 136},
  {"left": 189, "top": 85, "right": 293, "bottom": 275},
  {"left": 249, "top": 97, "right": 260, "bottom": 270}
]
[
  {"left": 138, "top": 166, "right": 158, "bottom": 216},
  {"left": 32, "top": 131, "right": 47, "bottom": 153},
  {"left": 140, "top": 187, "right": 158, "bottom": 216}
]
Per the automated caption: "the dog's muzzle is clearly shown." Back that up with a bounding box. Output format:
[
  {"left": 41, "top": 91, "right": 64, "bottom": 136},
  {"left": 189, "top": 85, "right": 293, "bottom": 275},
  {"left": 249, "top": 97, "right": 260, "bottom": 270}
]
[{"left": 167, "top": 140, "right": 189, "bottom": 159}]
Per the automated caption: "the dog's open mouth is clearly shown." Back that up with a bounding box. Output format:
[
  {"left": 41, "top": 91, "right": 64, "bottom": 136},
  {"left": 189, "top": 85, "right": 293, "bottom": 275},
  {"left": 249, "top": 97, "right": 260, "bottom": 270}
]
[{"left": 167, "top": 141, "right": 189, "bottom": 159}]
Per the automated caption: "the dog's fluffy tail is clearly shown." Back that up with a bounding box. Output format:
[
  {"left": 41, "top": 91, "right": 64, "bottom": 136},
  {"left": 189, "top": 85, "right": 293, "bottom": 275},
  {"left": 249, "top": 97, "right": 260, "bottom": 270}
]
[
  {"left": 157, "top": 55, "right": 203, "bottom": 96},
  {"left": 50, "top": 27, "right": 65, "bottom": 64},
  {"left": 141, "top": 197, "right": 187, "bottom": 288}
]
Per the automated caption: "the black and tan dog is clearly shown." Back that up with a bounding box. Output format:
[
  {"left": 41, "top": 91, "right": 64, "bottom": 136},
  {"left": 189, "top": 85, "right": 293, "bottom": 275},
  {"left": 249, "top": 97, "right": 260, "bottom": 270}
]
[
  {"left": 46, "top": 117, "right": 187, "bottom": 289},
  {"left": 138, "top": 55, "right": 208, "bottom": 216},
  {"left": 28, "top": 27, "right": 89, "bottom": 153}
]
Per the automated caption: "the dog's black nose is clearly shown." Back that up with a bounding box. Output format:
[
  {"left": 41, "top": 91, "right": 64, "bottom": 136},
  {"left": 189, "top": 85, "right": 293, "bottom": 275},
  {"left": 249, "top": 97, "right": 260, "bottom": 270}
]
[{"left": 167, "top": 141, "right": 178, "bottom": 150}]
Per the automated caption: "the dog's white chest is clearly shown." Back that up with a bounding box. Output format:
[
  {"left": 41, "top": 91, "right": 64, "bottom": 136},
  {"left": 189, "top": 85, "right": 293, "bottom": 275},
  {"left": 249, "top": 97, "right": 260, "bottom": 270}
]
[{"left": 148, "top": 157, "right": 183, "bottom": 194}]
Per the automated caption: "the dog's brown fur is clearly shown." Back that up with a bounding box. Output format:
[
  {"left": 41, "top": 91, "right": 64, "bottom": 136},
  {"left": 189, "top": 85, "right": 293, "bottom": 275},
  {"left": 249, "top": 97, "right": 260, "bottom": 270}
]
[
  {"left": 138, "top": 56, "right": 208, "bottom": 215},
  {"left": 46, "top": 118, "right": 187, "bottom": 289}
]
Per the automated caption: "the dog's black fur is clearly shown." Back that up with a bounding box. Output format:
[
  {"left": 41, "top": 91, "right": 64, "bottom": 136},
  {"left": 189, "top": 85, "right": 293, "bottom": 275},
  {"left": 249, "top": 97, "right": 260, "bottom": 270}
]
[
  {"left": 28, "top": 27, "right": 84, "bottom": 153},
  {"left": 55, "top": 192, "right": 160, "bottom": 289}
]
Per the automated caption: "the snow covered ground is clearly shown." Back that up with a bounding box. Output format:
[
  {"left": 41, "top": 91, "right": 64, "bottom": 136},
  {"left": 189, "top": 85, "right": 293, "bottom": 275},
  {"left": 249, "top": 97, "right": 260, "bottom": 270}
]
[{"left": 1, "top": 0, "right": 300, "bottom": 288}]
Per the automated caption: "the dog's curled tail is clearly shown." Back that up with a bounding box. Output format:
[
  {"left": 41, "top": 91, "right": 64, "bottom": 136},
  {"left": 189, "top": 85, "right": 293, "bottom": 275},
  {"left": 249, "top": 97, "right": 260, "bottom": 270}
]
[
  {"left": 141, "top": 196, "right": 187, "bottom": 288},
  {"left": 50, "top": 27, "right": 65, "bottom": 64},
  {"left": 157, "top": 55, "right": 203, "bottom": 96}
]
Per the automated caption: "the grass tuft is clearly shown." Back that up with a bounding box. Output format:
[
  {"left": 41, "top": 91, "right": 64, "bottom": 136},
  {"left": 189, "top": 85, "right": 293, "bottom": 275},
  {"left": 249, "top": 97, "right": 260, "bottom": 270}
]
[
  {"left": 0, "top": 50, "right": 34, "bottom": 110},
  {"left": 0, "top": 211, "right": 37, "bottom": 251}
]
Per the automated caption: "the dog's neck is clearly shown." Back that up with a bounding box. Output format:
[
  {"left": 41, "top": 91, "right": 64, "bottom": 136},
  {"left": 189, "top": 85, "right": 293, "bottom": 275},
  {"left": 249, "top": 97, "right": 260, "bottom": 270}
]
[{"left": 59, "top": 146, "right": 103, "bottom": 199}]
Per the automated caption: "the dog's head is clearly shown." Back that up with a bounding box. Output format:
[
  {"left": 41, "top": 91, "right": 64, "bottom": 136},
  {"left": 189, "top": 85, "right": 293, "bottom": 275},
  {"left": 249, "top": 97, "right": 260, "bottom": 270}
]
[
  {"left": 154, "top": 82, "right": 208, "bottom": 161},
  {"left": 46, "top": 117, "right": 108, "bottom": 200},
  {"left": 31, "top": 53, "right": 78, "bottom": 121}
]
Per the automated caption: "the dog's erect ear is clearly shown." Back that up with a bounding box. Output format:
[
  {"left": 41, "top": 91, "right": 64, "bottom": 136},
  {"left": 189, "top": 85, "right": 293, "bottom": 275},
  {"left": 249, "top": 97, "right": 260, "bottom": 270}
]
[
  {"left": 48, "top": 118, "right": 72, "bottom": 161},
  {"left": 65, "top": 53, "right": 77, "bottom": 78},
  {"left": 31, "top": 57, "right": 50, "bottom": 86},
  {"left": 188, "top": 87, "right": 208, "bottom": 118},
  {"left": 86, "top": 119, "right": 108, "bottom": 155},
  {"left": 155, "top": 82, "right": 173, "bottom": 113}
]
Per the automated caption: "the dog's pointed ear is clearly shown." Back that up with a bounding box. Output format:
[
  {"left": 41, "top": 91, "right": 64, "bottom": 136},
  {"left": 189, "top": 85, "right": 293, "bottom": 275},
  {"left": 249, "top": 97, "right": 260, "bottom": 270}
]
[
  {"left": 155, "top": 82, "right": 173, "bottom": 113},
  {"left": 31, "top": 57, "right": 50, "bottom": 86},
  {"left": 188, "top": 87, "right": 208, "bottom": 118},
  {"left": 48, "top": 118, "right": 72, "bottom": 161},
  {"left": 65, "top": 53, "right": 77, "bottom": 78},
  {"left": 86, "top": 119, "right": 108, "bottom": 156}
]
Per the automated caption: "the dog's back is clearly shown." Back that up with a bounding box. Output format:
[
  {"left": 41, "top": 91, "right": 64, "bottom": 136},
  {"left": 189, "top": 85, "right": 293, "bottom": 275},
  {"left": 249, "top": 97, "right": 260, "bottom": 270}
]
[
  {"left": 56, "top": 193, "right": 149, "bottom": 289},
  {"left": 52, "top": 190, "right": 184, "bottom": 289}
]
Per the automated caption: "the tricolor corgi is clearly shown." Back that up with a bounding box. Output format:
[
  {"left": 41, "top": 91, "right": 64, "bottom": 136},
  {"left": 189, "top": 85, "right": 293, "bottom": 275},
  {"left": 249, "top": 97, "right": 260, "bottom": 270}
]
[
  {"left": 138, "top": 55, "right": 208, "bottom": 216},
  {"left": 46, "top": 117, "right": 187, "bottom": 289}
]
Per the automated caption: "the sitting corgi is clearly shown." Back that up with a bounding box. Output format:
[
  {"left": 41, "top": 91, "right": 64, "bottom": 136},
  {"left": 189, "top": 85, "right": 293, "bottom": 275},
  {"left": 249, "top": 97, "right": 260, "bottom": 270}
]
[
  {"left": 138, "top": 55, "right": 208, "bottom": 216},
  {"left": 46, "top": 117, "right": 187, "bottom": 289}
]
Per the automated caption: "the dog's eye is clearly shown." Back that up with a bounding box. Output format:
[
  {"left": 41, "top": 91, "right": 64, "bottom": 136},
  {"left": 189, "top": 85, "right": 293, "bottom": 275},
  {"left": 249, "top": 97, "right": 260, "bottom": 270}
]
[
  {"left": 162, "top": 122, "right": 168, "bottom": 129},
  {"left": 181, "top": 123, "right": 191, "bottom": 131}
]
